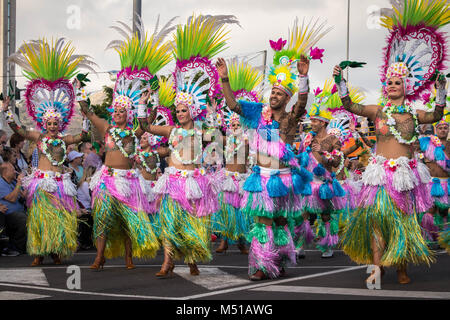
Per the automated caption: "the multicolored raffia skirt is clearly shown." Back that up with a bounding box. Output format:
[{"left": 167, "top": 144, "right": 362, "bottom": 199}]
[
  {"left": 341, "top": 156, "right": 435, "bottom": 266},
  {"left": 429, "top": 177, "right": 449, "bottom": 210},
  {"left": 438, "top": 224, "right": 450, "bottom": 253},
  {"left": 23, "top": 170, "right": 79, "bottom": 258},
  {"left": 153, "top": 167, "right": 218, "bottom": 264},
  {"left": 211, "top": 170, "right": 252, "bottom": 242},
  {"left": 241, "top": 166, "right": 298, "bottom": 278},
  {"left": 90, "top": 166, "right": 159, "bottom": 259}
]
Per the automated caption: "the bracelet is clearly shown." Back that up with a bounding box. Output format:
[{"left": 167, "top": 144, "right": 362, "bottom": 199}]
[
  {"left": 137, "top": 104, "right": 147, "bottom": 118},
  {"left": 221, "top": 77, "right": 229, "bottom": 83},
  {"left": 436, "top": 88, "right": 446, "bottom": 106},
  {"left": 298, "top": 75, "right": 309, "bottom": 94}
]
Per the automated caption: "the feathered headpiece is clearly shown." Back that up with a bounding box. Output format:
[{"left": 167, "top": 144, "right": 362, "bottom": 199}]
[
  {"left": 173, "top": 14, "right": 240, "bottom": 121},
  {"left": 379, "top": 0, "right": 449, "bottom": 100},
  {"left": 146, "top": 77, "right": 175, "bottom": 148},
  {"left": 222, "top": 60, "right": 263, "bottom": 130},
  {"left": 326, "top": 83, "right": 365, "bottom": 143},
  {"left": 107, "top": 14, "right": 177, "bottom": 127},
  {"left": 309, "top": 79, "right": 364, "bottom": 131},
  {"left": 268, "top": 17, "right": 332, "bottom": 97},
  {"left": 8, "top": 38, "right": 96, "bottom": 132}
]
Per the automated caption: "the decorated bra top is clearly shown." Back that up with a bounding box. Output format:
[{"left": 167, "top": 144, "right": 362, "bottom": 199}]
[
  {"left": 419, "top": 135, "right": 450, "bottom": 172},
  {"left": 37, "top": 135, "right": 67, "bottom": 166},
  {"left": 378, "top": 101, "right": 419, "bottom": 145},
  {"left": 168, "top": 126, "right": 203, "bottom": 165},
  {"left": 225, "top": 133, "right": 246, "bottom": 163},
  {"left": 105, "top": 127, "right": 138, "bottom": 159}
]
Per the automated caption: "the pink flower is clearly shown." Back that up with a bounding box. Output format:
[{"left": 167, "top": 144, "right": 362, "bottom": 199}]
[
  {"left": 193, "top": 169, "right": 200, "bottom": 178},
  {"left": 262, "top": 106, "right": 273, "bottom": 125},
  {"left": 313, "top": 87, "right": 322, "bottom": 96},
  {"left": 409, "top": 159, "right": 417, "bottom": 169},
  {"left": 421, "top": 92, "right": 431, "bottom": 104},
  {"left": 269, "top": 38, "right": 287, "bottom": 51},
  {"left": 102, "top": 167, "right": 109, "bottom": 175},
  {"left": 309, "top": 47, "right": 324, "bottom": 63},
  {"left": 331, "top": 84, "right": 338, "bottom": 95},
  {"left": 126, "top": 171, "right": 133, "bottom": 179}
]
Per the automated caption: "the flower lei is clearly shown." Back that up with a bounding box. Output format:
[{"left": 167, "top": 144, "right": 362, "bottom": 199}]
[
  {"left": 383, "top": 101, "right": 419, "bottom": 145},
  {"left": 430, "top": 135, "right": 442, "bottom": 147},
  {"left": 261, "top": 106, "right": 273, "bottom": 125},
  {"left": 225, "top": 134, "right": 245, "bottom": 163},
  {"left": 323, "top": 150, "right": 345, "bottom": 176},
  {"left": 109, "top": 127, "right": 138, "bottom": 159},
  {"left": 41, "top": 135, "right": 67, "bottom": 166},
  {"left": 169, "top": 127, "right": 203, "bottom": 165},
  {"left": 137, "top": 148, "right": 160, "bottom": 174}
]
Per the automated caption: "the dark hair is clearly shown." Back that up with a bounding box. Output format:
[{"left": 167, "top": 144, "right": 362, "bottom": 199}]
[
  {"left": 9, "top": 133, "right": 25, "bottom": 149},
  {"left": 78, "top": 141, "right": 92, "bottom": 153},
  {"left": 3, "top": 147, "right": 16, "bottom": 162}
]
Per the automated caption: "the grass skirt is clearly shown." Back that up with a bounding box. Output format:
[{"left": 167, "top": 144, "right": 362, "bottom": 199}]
[
  {"left": 91, "top": 183, "right": 159, "bottom": 259},
  {"left": 341, "top": 186, "right": 435, "bottom": 266},
  {"left": 27, "top": 189, "right": 78, "bottom": 258},
  {"left": 159, "top": 195, "right": 212, "bottom": 264}
]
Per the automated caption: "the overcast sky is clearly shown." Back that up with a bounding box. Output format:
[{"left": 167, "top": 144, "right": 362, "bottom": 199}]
[{"left": 13, "top": 0, "right": 449, "bottom": 105}]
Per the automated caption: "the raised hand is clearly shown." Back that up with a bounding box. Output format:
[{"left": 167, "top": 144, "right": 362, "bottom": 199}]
[
  {"left": 139, "top": 90, "right": 151, "bottom": 105},
  {"left": 333, "top": 65, "right": 344, "bottom": 82},
  {"left": 2, "top": 95, "right": 10, "bottom": 112},
  {"left": 216, "top": 58, "right": 229, "bottom": 79},
  {"left": 435, "top": 73, "right": 447, "bottom": 90},
  {"left": 297, "top": 55, "right": 310, "bottom": 76}
]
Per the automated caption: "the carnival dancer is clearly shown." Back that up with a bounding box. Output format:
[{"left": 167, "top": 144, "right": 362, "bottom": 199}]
[
  {"left": 295, "top": 80, "right": 351, "bottom": 259},
  {"left": 417, "top": 119, "right": 449, "bottom": 245},
  {"left": 212, "top": 61, "right": 263, "bottom": 255},
  {"left": 323, "top": 96, "right": 366, "bottom": 246},
  {"left": 4, "top": 38, "right": 96, "bottom": 266},
  {"left": 217, "top": 17, "right": 331, "bottom": 280},
  {"left": 79, "top": 15, "right": 177, "bottom": 270},
  {"left": 136, "top": 77, "right": 175, "bottom": 232},
  {"left": 142, "top": 15, "right": 238, "bottom": 277},
  {"left": 336, "top": 0, "right": 448, "bottom": 287}
]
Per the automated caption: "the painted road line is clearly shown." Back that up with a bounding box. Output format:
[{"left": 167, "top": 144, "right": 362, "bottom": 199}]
[
  {"left": 0, "top": 269, "right": 49, "bottom": 286},
  {"left": 250, "top": 285, "right": 450, "bottom": 299},
  {"left": 0, "top": 291, "right": 51, "bottom": 300},
  {"left": 175, "top": 267, "right": 251, "bottom": 290},
  {"left": 0, "top": 282, "right": 183, "bottom": 300},
  {"left": 183, "top": 265, "right": 367, "bottom": 300}
]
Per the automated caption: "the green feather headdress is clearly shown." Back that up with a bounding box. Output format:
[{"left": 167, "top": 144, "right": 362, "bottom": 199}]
[{"left": 106, "top": 14, "right": 178, "bottom": 75}]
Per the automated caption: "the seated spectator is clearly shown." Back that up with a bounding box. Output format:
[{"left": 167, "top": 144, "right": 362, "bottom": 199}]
[
  {"left": 10, "top": 133, "right": 29, "bottom": 173},
  {"left": 77, "top": 165, "right": 96, "bottom": 250},
  {"left": 3, "top": 147, "right": 20, "bottom": 173},
  {"left": 83, "top": 151, "right": 102, "bottom": 170},
  {"left": 0, "top": 130, "right": 8, "bottom": 164},
  {"left": 68, "top": 151, "right": 84, "bottom": 185},
  {"left": 79, "top": 141, "right": 94, "bottom": 157},
  {"left": 0, "top": 162, "right": 27, "bottom": 255}
]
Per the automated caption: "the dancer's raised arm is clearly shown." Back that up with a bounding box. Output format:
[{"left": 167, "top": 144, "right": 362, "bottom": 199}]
[
  {"left": 333, "top": 65, "right": 379, "bottom": 120},
  {"left": 2, "top": 96, "right": 39, "bottom": 141},
  {"left": 416, "top": 76, "right": 447, "bottom": 124},
  {"left": 216, "top": 58, "right": 243, "bottom": 116}
]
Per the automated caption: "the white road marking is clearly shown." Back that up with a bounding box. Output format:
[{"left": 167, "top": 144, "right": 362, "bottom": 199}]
[
  {"left": 0, "top": 266, "right": 367, "bottom": 300},
  {"left": 175, "top": 267, "right": 251, "bottom": 290},
  {"left": 0, "top": 283, "right": 183, "bottom": 300},
  {"left": 0, "top": 291, "right": 51, "bottom": 300},
  {"left": 250, "top": 285, "right": 450, "bottom": 299},
  {"left": 182, "top": 265, "right": 367, "bottom": 300},
  {"left": 0, "top": 269, "right": 49, "bottom": 286}
]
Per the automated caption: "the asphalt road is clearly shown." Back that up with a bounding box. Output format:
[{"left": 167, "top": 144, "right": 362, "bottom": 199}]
[{"left": 0, "top": 241, "right": 449, "bottom": 304}]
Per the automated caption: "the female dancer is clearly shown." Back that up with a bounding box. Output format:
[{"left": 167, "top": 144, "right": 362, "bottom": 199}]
[
  {"left": 143, "top": 15, "right": 238, "bottom": 277},
  {"left": 213, "top": 61, "right": 263, "bottom": 255},
  {"left": 81, "top": 15, "right": 176, "bottom": 270},
  {"left": 4, "top": 38, "right": 95, "bottom": 265},
  {"left": 337, "top": 0, "right": 448, "bottom": 286}
]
